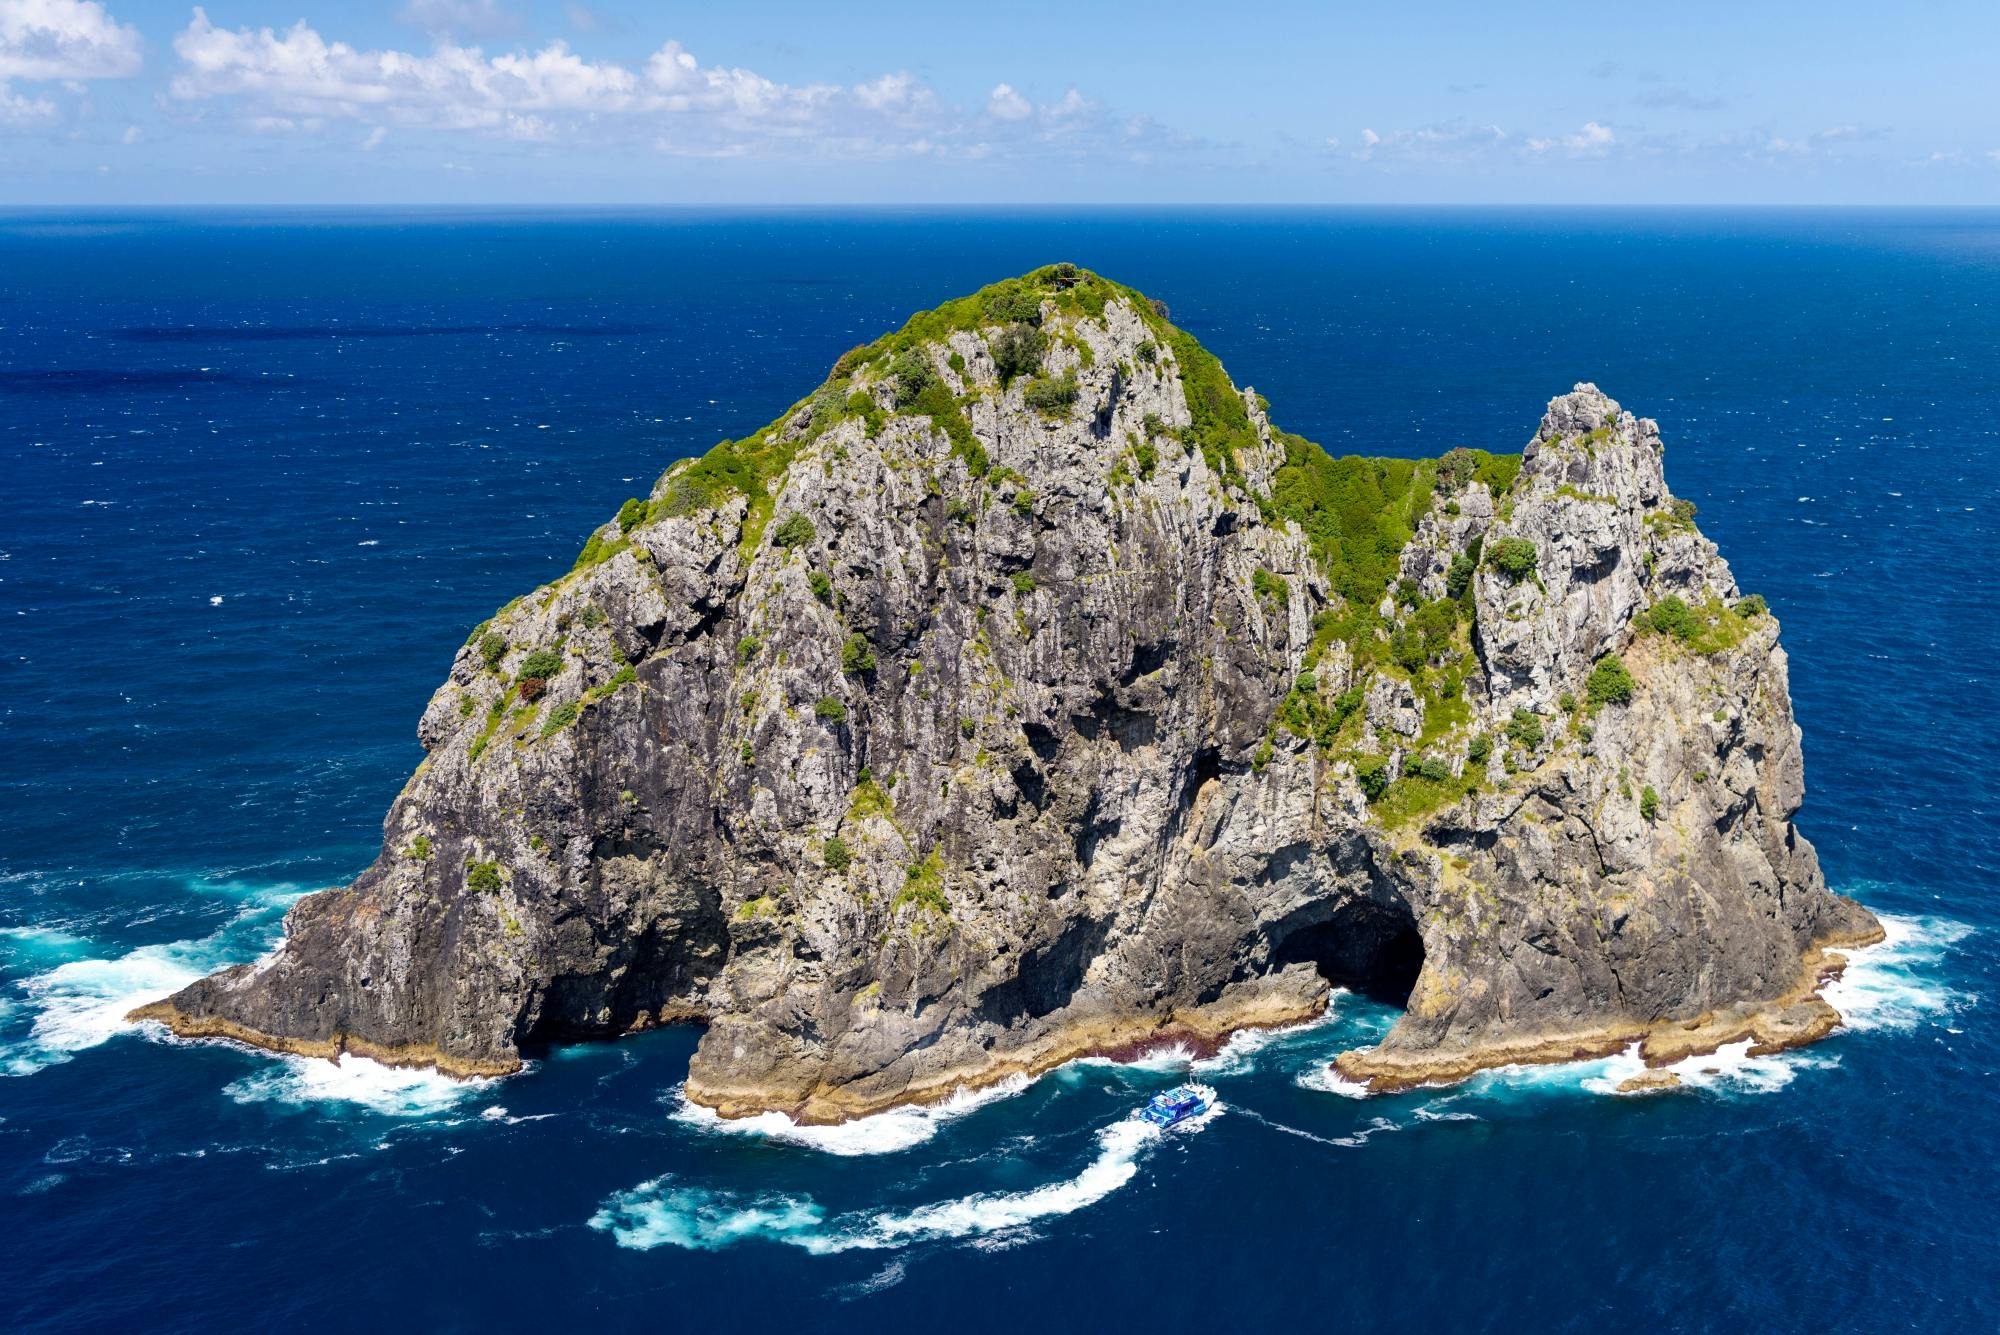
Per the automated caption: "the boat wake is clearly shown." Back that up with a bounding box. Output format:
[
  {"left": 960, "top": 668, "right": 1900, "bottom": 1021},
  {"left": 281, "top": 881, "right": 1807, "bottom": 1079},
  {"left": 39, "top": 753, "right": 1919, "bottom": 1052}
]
[{"left": 592, "top": 1095, "right": 1221, "bottom": 1253}]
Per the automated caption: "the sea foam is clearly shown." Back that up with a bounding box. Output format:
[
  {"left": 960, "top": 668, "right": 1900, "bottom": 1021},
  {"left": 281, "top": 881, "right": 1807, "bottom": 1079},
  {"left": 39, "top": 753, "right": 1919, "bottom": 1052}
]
[
  {"left": 223, "top": 1052, "right": 491, "bottom": 1117},
  {"left": 669, "top": 1072, "right": 1034, "bottom": 1156},
  {"left": 593, "top": 1087, "right": 1219, "bottom": 1253}
]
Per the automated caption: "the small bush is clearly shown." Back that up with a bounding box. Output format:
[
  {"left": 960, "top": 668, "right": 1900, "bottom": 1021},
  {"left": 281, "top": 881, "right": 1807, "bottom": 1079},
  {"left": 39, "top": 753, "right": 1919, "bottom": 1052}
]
[
  {"left": 1646, "top": 595, "right": 1700, "bottom": 641},
  {"left": 577, "top": 604, "right": 608, "bottom": 629},
  {"left": 822, "top": 836, "right": 851, "bottom": 874},
  {"left": 1022, "top": 373, "right": 1080, "bottom": 414},
  {"left": 616, "top": 498, "right": 649, "bottom": 534},
  {"left": 1506, "top": 707, "right": 1545, "bottom": 751},
  {"left": 541, "top": 701, "right": 579, "bottom": 736},
  {"left": 814, "top": 696, "right": 848, "bottom": 723},
  {"left": 771, "top": 513, "right": 816, "bottom": 550},
  {"left": 465, "top": 860, "right": 503, "bottom": 894},
  {"left": 841, "top": 633, "right": 877, "bottom": 676},
  {"left": 518, "top": 648, "right": 563, "bottom": 681},
  {"left": 1639, "top": 785, "right": 1660, "bottom": 821},
  {"left": 1132, "top": 440, "right": 1158, "bottom": 478},
  {"left": 960, "top": 717, "right": 976, "bottom": 738},
  {"left": 1586, "top": 654, "right": 1635, "bottom": 708},
  {"left": 890, "top": 348, "right": 937, "bottom": 407},
  {"left": 1356, "top": 756, "right": 1391, "bottom": 801},
  {"left": 1488, "top": 537, "right": 1539, "bottom": 581},
  {"left": 1446, "top": 551, "right": 1478, "bottom": 601},
  {"left": 1735, "top": 593, "right": 1768, "bottom": 618},
  {"left": 404, "top": 835, "right": 432, "bottom": 861},
  {"left": 516, "top": 677, "right": 547, "bottom": 703},
  {"left": 737, "top": 634, "right": 761, "bottom": 665},
  {"left": 808, "top": 569, "right": 833, "bottom": 603},
  {"left": 1466, "top": 734, "right": 1491, "bottom": 765},
  {"left": 1011, "top": 572, "right": 1037, "bottom": 597},
  {"left": 990, "top": 322, "right": 1047, "bottom": 384},
  {"left": 1252, "top": 567, "right": 1289, "bottom": 607},
  {"left": 1406, "top": 754, "right": 1452, "bottom": 783},
  {"left": 479, "top": 632, "right": 508, "bottom": 672}
]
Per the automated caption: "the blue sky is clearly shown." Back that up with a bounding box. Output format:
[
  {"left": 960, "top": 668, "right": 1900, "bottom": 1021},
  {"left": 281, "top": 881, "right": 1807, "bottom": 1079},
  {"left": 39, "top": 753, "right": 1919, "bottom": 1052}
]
[{"left": 2, "top": 0, "right": 1997, "bottom": 204}]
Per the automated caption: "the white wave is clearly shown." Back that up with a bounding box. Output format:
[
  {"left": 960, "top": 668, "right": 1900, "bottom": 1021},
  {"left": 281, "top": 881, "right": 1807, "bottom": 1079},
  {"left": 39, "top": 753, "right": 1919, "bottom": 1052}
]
[
  {"left": 1822, "top": 912, "right": 1971, "bottom": 1034},
  {"left": 224, "top": 1052, "right": 491, "bottom": 1117},
  {"left": 3, "top": 886, "right": 301, "bottom": 1078},
  {"left": 595, "top": 1088, "right": 1219, "bottom": 1254},
  {"left": 669, "top": 1072, "right": 1034, "bottom": 1157},
  {"left": 1072, "top": 1042, "right": 1199, "bottom": 1074},
  {"left": 1295, "top": 1062, "right": 1375, "bottom": 1099}
]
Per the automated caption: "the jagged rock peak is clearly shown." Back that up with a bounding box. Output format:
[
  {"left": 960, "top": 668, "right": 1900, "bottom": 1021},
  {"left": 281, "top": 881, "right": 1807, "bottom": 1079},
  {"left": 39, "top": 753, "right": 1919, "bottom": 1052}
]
[{"left": 132, "top": 267, "right": 1880, "bottom": 1121}]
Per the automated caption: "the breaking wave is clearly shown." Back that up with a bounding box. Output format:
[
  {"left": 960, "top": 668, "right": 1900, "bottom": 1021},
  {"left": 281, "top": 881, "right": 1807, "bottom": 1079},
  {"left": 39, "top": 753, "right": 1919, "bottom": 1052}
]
[
  {"left": 669, "top": 1073, "right": 1035, "bottom": 1156},
  {"left": 0, "top": 887, "right": 299, "bottom": 1078},
  {"left": 594, "top": 1089, "right": 1219, "bottom": 1253},
  {"left": 223, "top": 1053, "right": 493, "bottom": 1117}
]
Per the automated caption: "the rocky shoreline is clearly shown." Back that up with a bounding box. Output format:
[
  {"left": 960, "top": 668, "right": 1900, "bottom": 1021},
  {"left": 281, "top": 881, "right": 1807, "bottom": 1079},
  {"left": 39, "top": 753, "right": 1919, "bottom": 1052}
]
[{"left": 131, "top": 265, "right": 1879, "bottom": 1121}]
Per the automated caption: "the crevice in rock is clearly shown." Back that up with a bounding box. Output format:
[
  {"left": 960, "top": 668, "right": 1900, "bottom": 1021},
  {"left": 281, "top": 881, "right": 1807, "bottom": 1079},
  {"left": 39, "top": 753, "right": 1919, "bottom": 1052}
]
[{"left": 1264, "top": 894, "right": 1425, "bottom": 1008}]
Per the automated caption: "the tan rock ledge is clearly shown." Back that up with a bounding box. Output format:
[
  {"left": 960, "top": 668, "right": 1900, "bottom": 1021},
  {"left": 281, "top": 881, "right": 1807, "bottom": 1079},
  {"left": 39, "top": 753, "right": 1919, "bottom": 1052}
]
[{"left": 1329, "top": 922, "right": 1887, "bottom": 1095}]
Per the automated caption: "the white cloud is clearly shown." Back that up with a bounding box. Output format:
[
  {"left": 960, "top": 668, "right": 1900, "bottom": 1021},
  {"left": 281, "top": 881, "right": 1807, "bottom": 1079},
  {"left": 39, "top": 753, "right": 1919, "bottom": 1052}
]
[
  {"left": 0, "top": 0, "right": 141, "bottom": 129},
  {"left": 1528, "top": 121, "right": 1614, "bottom": 156},
  {"left": 1353, "top": 119, "right": 1506, "bottom": 162},
  {"left": 986, "top": 82, "right": 1030, "bottom": 122},
  {"left": 0, "top": 0, "right": 141, "bottom": 81},
  {"left": 563, "top": 4, "right": 601, "bottom": 35},
  {"left": 162, "top": 12, "right": 1187, "bottom": 168},
  {"left": 360, "top": 124, "right": 385, "bottom": 150}
]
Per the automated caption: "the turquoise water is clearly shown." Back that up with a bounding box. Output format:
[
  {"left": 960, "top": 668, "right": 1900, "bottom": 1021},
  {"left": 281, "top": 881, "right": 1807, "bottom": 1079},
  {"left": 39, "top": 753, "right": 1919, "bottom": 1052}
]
[{"left": 0, "top": 209, "right": 1992, "bottom": 1331}]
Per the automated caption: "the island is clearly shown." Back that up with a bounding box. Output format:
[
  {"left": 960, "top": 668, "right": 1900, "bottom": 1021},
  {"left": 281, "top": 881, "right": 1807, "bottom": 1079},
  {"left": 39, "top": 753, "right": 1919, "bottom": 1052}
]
[{"left": 132, "top": 264, "right": 1882, "bottom": 1120}]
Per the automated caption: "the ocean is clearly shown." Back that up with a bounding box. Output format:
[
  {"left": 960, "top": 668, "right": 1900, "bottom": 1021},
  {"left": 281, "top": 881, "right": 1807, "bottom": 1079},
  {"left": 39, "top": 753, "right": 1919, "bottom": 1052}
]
[{"left": 0, "top": 208, "right": 1993, "bottom": 1332}]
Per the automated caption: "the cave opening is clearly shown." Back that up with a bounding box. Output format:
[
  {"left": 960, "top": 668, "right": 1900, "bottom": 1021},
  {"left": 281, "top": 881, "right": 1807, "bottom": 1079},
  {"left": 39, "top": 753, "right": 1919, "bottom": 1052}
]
[{"left": 1269, "top": 899, "right": 1425, "bottom": 1008}]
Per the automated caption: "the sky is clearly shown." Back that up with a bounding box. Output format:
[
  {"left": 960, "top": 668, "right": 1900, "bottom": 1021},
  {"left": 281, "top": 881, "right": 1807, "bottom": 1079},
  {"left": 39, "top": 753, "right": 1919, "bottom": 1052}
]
[{"left": 1, "top": 0, "right": 1998, "bottom": 205}]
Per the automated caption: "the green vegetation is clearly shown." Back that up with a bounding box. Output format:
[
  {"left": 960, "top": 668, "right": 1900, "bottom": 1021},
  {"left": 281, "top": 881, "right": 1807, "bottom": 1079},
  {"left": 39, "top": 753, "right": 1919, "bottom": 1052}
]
[
  {"left": 841, "top": 632, "right": 877, "bottom": 676},
  {"left": 479, "top": 632, "right": 508, "bottom": 672},
  {"left": 1735, "top": 593, "right": 1768, "bottom": 618},
  {"left": 1435, "top": 446, "right": 1523, "bottom": 495},
  {"left": 990, "top": 323, "right": 1047, "bottom": 383},
  {"left": 814, "top": 696, "right": 848, "bottom": 723},
  {"left": 1355, "top": 755, "right": 1391, "bottom": 801},
  {"left": 517, "top": 648, "right": 563, "bottom": 682},
  {"left": 1466, "top": 733, "right": 1491, "bottom": 765},
  {"left": 1022, "top": 372, "right": 1080, "bottom": 414},
  {"left": 404, "top": 835, "right": 432, "bottom": 861},
  {"left": 894, "top": 850, "right": 951, "bottom": 916},
  {"left": 1645, "top": 594, "right": 1701, "bottom": 641},
  {"left": 1488, "top": 537, "right": 1539, "bottom": 581},
  {"left": 1639, "top": 785, "right": 1660, "bottom": 822},
  {"left": 465, "top": 860, "right": 503, "bottom": 894},
  {"left": 1506, "top": 707, "right": 1544, "bottom": 752},
  {"left": 736, "top": 634, "right": 761, "bottom": 665},
  {"left": 771, "top": 513, "right": 816, "bottom": 550},
  {"left": 1586, "top": 654, "right": 1635, "bottom": 708},
  {"left": 849, "top": 772, "right": 894, "bottom": 820},
  {"left": 572, "top": 530, "right": 629, "bottom": 571},
  {"left": 808, "top": 569, "right": 834, "bottom": 603},
  {"left": 1011, "top": 572, "right": 1038, "bottom": 597},
  {"left": 822, "top": 836, "right": 852, "bottom": 874},
  {"left": 616, "top": 498, "right": 649, "bottom": 534},
  {"left": 577, "top": 603, "right": 608, "bottom": 629},
  {"left": 541, "top": 701, "right": 579, "bottom": 736},
  {"left": 889, "top": 347, "right": 937, "bottom": 406},
  {"left": 1643, "top": 593, "right": 1755, "bottom": 654},
  {"left": 1251, "top": 567, "right": 1289, "bottom": 608}
]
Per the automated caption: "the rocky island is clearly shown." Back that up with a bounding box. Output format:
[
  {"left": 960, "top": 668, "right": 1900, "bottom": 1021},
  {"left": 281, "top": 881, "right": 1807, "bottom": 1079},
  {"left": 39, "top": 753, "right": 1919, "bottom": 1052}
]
[{"left": 133, "top": 265, "right": 1881, "bottom": 1119}]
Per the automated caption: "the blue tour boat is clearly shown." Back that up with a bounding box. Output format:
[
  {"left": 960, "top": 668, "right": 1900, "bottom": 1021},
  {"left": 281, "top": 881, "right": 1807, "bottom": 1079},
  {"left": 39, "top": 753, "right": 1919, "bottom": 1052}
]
[{"left": 1136, "top": 1084, "right": 1210, "bottom": 1128}]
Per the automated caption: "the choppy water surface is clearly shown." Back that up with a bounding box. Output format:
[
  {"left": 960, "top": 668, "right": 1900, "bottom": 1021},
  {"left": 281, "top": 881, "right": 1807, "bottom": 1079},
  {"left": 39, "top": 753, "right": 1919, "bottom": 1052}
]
[{"left": 1, "top": 209, "right": 1994, "bottom": 1332}]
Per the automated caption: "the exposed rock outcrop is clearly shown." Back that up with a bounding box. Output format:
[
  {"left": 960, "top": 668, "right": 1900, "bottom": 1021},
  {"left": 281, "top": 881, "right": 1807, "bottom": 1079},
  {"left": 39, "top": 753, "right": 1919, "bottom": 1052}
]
[{"left": 133, "top": 266, "right": 1879, "bottom": 1118}]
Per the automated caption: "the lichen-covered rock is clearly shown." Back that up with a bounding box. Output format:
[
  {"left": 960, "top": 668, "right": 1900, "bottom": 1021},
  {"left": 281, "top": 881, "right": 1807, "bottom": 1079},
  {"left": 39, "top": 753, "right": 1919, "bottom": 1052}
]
[{"left": 133, "top": 267, "right": 1878, "bottom": 1118}]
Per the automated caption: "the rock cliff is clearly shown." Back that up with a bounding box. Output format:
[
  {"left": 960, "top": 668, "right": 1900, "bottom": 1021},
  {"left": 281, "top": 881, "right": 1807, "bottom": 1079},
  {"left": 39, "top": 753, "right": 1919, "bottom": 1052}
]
[{"left": 134, "top": 265, "right": 1880, "bottom": 1117}]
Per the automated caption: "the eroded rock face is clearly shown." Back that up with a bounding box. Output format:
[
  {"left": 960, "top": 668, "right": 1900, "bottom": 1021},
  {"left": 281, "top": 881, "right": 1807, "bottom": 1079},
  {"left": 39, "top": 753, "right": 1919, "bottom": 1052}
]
[{"left": 136, "top": 270, "right": 1878, "bottom": 1117}]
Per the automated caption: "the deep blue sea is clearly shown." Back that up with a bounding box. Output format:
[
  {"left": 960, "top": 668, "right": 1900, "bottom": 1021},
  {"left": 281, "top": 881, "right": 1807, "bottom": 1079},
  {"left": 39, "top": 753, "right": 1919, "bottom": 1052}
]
[{"left": 1, "top": 209, "right": 1995, "bottom": 1332}]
